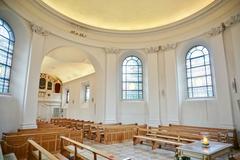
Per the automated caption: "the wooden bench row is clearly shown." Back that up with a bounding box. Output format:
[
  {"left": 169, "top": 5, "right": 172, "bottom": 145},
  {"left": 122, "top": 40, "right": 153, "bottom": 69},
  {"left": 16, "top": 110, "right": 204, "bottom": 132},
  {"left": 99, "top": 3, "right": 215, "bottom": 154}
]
[
  {"left": 133, "top": 127, "right": 202, "bottom": 151},
  {"left": 0, "top": 142, "right": 17, "bottom": 160},
  {"left": 60, "top": 136, "right": 116, "bottom": 160},
  {"left": 50, "top": 118, "right": 148, "bottom": 144},
  {"left": 28, "top": 139, "right": 59, "bottom": 160},
  {"left": 96, "top": 124, "right": 147, "bottom": 144},
  {"left": 1, "top": 129, "right": 83, "bottom": 159},
  {"left": 50, "top": 118, "right": 94, "bottom": 130},
  {"left": 28, "top": 136, "right": 132, "bottom": 160},
  {"left": 160, "top": 124, "right": 239, "bottom": 148}
]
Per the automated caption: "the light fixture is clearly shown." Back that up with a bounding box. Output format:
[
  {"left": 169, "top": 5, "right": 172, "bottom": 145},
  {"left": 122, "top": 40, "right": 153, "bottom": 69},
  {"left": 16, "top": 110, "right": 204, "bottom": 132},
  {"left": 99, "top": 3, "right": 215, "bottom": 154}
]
[{"left": 201, "top": 132, "right": 209, "bottom": 147}]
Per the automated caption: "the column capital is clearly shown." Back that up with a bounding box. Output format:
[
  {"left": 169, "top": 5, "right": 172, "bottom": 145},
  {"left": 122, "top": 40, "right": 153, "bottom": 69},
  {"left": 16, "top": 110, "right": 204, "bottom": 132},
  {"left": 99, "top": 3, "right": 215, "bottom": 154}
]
[
  {"left": 207, "top": 23, "right": 225, "bottom": 37},
  {"left": 144, "top": 46, "right": 160, "bottom": 54},
  {"left": 31, "top": 23, "right": 49, "bottom": 36},
  {"left": 207, "top": 13, "right": 240, "bottom": 37},
  {"left": 104, "top": 48, "right": 120, "bottom": 54},
  {"left": 159, "top": 43, "right": 177, "bottom": 52},
  {"left": 224, "top": 13, "right": 240, "bottom": 27}
]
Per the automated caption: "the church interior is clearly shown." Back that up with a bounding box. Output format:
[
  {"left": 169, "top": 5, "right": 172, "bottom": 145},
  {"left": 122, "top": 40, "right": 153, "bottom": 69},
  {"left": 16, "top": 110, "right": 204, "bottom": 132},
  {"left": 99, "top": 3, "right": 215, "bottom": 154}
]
[{"left": 0, "top": 0, "right": 240, "bottom": 159}]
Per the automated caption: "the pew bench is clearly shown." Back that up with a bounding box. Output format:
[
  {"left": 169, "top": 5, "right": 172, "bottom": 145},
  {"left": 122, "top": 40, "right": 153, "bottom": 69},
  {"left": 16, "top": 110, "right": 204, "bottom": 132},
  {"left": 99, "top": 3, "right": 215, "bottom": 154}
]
[
  {"left": 28, "top": 139, "right": 59, "bottom": 160},
  {"left": 60, "top": 136, "right": 115, "bottom": 160},
  {"left": 1, "top": 140, "right": 17, "bottom": 160},
  {"left": 146, "top": 133, "right": 196, "bottom": 143},
  {"left": 167, "top": 124, "right": 239, "bottom": 148},
  {"left": 133, "top": 135, "right": 186, "bottom": 150}
]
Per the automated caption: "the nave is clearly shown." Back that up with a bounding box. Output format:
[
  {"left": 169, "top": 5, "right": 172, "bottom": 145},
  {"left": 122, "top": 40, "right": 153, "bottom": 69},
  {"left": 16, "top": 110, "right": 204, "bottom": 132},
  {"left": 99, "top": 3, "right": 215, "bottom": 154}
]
[
  {"left": 1, "top": 119, "right": 240, "bottom": 160},
  {"left": 1, "top": 0, "right": 240, "bottom": 160}
]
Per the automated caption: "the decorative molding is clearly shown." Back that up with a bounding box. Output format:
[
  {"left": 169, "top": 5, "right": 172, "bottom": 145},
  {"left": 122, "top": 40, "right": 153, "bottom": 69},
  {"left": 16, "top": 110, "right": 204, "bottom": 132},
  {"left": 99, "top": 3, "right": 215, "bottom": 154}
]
[
  {"left": 224, "top": 13, "right": 240, "bottom": 28},
  {"left": 207, "top": 13, "right": 240, "bottom": 37},
  {"left": 70, "top": 24, "right": 87, "bottom": 38},
  {"left": 144, "top": 46, "right": 160, "bottom": 54},
  {"left": 159, "top": 43, "right": 177, "bottom": 52},
  {"left": 104, "top": 48, "right": 120, "bottom": 54},
  {"left": 207, "top": 23, "right": 225, "bottom": 37},
  {"left": 31, "top": 24, "right": 49, "bottom": 36}
]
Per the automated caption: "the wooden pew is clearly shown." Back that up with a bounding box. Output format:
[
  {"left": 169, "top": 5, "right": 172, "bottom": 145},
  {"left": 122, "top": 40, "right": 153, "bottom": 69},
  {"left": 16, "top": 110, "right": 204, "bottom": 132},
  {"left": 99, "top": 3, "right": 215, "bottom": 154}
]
[
  {"left": 28, "top": 139, "right": 59, "bottom": 160},
  {"left": 165, "top": 124, "right": 239, "bottom": 149},
  {"left": 88, "top": 123, "right": 122, "bottom": 140},
  {"left": 60, "top": 136, "right": 115, "bottom": 160},
  {"left": 96, "top": 124, "right": 147, "bottom": 144},
  {"left": 1, "top": 129, "right": 83, "bottom": 159},
  {"left": 0, "top": 143, "right": 17, "bottom": 160},
  {"left": 133, "top": 135, "right": 186, "bottom": 150},
  {"left": 133, "top": 127, "right": 201, "bottom": 152}
]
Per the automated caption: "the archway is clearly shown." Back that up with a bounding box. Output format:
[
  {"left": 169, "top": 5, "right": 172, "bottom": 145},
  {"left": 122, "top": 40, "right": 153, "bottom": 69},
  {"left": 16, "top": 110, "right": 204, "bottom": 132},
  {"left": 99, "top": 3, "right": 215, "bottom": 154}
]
[{"left": 38, "top": 46, "right": 101, "bottom": 121}]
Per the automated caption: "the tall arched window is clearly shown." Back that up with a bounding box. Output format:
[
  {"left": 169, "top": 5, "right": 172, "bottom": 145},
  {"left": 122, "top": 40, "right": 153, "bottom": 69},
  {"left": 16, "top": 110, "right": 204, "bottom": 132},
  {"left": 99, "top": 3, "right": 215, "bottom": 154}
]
[
  {"left": 186, "top": 45, "right": 214, "bottom": 98},
  {"left": 122, "top": 56, "right": 143, "bottom": 100},
  {"left": 0, "top": 19, "right": 15, "bottom": 94}
]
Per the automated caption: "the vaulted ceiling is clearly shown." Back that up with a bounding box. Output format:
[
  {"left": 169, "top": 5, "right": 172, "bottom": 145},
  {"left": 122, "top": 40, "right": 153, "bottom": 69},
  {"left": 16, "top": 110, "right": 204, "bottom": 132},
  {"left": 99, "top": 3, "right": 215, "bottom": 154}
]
[
  {"left": 40, "top": 0, "right": 214, "bottom": 31},
  {"left": 41, "top": 47, "right": 95, "bottom": 83}
]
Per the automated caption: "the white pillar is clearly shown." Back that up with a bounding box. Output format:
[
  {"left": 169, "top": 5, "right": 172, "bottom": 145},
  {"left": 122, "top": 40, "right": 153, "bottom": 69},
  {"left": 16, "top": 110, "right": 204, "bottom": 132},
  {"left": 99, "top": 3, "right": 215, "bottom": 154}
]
[
  {"left": 210, "top": 32, "right": 234, "bottom": 128},
  {"left": 104, "top": 48, "right": 119, "bottom": 123},
  {"left": 21, "top": 24, "right": 47, "bottom": 129},
  {"left": 161, "top": 44, "right": 180, "bottom": 124},
  {"left": 145, "top": 47, "right": 160, "bottom": 126},
  {"left": 158, "top": 51, "right": 167, "bottom": 125}
]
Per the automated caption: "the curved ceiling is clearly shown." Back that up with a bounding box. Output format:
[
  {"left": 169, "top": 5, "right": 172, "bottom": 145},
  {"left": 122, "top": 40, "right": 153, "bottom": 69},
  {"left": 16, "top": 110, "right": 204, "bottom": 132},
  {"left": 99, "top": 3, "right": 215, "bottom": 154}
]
[
  {"left": 41, "top": 47, "right": 95, "bottom": 83},
  {"left": 40, "top": 0, "right": 214, "bottom": 31}
]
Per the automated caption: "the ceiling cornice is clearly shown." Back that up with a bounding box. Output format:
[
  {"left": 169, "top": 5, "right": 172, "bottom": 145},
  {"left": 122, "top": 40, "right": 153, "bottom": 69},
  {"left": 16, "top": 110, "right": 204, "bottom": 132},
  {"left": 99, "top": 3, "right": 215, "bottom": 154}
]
[{"left": 2, "top": 0, "right": 240, "bottom": 49}]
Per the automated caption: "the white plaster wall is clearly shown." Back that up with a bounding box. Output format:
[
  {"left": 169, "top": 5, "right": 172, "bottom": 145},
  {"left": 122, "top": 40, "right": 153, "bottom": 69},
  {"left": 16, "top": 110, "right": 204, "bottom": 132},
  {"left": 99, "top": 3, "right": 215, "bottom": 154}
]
[
  {"left": 176, "top": 35, "right": 234, "bottom": 128},
  {"left": 105, "top": 53, "right": 118, "bottom": 123},
  {"left": 117, "top": 51, "right": 150, "bottom": 125},
  {"left": 63, "top": 74, "right": 96, "bottom": 121},
  {"left": 119, "top": 101, "right": 146, "bottom": 124},
  {"left": 224, "top": 23, "right": 240, "bottom": 141},
  {"left": 0, "top": 96, "right": 19, "bottom": 137},
  {"left": 0, "top": 2, "right": 32, "bottom": 135}
]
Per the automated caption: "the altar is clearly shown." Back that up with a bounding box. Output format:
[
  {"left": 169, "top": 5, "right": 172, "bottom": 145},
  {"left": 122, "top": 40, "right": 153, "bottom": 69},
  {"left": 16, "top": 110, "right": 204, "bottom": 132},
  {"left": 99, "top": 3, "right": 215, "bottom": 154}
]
[{"left": 177, "top": 141, "right": 233, "bottom": 160}]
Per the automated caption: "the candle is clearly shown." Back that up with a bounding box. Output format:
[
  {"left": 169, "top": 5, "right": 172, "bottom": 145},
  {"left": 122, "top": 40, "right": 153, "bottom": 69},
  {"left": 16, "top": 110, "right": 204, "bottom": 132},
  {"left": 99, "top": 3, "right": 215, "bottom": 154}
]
[{"left": 202, "top": 136, "right": 209, "bottom": 145}]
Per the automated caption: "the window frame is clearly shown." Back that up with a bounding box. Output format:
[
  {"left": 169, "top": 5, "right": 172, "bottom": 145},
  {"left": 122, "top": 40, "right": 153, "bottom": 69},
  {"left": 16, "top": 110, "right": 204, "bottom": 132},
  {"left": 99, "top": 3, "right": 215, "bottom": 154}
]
[
  {"left": 121, "top": 55, "right": 143, "bottom": 101},
  {"left": 0, "top": 18, "right": 15, "bottom": 94},
  {"left": 84, "top": 84, "right": 90, "bottom": 103},
  {"left": 185, "top": 45, "right": 214, "bottom": 99}
]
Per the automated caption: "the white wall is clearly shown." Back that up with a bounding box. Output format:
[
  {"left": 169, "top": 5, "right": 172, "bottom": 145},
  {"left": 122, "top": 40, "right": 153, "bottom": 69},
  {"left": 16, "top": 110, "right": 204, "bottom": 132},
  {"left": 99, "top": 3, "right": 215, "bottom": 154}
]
[
  {"left": 0, "top": 1, "right": 32, "bottom": 135},
  {"left": 176, "top": 35, "right": 234, "bottom": 128},
  {"left": 117, "top": 51, "right": 148, "bottom": 124},
  {"left": 63, "top": 74, "right": 96, "bottom": 121},
  {"left": 224, "top": 22, "right": 240, "bottom": 142},
  {"left": 0, "top": 96, "right": 19, "bottom": 137}
]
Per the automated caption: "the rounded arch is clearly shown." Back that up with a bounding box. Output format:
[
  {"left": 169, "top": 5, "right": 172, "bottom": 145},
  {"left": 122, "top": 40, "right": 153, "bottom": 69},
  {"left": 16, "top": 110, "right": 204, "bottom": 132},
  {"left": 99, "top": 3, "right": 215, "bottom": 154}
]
[
  {"left": 185, "top": 45, "right": 209, "bottom": 60},
  {"left": 44, "top": 45, "right": 103, "bottom": 74},
  {"left": 119, "top": 50, "right": 145, "bottom": 66}
]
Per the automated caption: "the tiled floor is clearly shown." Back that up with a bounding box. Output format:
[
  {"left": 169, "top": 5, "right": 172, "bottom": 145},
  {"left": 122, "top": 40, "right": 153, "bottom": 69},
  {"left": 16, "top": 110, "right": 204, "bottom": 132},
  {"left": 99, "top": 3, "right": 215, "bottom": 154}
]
[
  {"left": 81, "top": 139, "right": 239, "bottom": 160},
  {"left": 84, "top": 140, "right": 175, "bottom": 160}
]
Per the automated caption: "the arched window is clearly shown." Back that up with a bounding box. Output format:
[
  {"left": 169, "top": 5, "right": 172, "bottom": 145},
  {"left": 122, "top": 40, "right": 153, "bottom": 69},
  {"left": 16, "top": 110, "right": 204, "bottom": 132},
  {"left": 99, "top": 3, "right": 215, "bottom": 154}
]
[
  {"left": 0, "top": 19, "right": 15, "bottom": 94},
  {"left": 122, "top": 56, "right": 143, "bottom": 100},
  {"left": 186, "top": 45, "right": 214, "bottom": 98}
]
